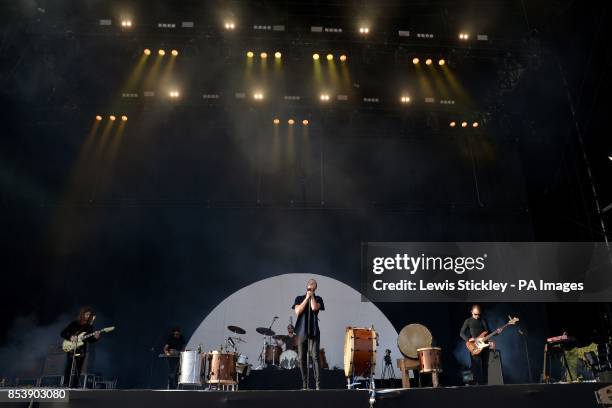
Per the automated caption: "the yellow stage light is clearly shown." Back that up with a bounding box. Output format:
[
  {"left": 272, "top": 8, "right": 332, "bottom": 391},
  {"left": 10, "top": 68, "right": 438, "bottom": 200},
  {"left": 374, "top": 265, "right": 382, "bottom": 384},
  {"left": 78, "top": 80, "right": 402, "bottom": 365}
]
[
  {"left": 425, "top": 58, "right": 432, "bottom": 65},
  {"left": 326, "top": 54, "right": 333, "bottom": 61},
  {"left": 339, "top": 54, "right": 347, "bottom": 62},
  {"left": 275, "top": 51, "right": 282, "bottom": 59},
  {"left": 438, "top": 59, "right": 445, "bottom": 66},
  {"left": 359, "top": 27, "right": 370, "bottom": 34},
  {"left": 171, "top": 49, "right": 179, "bottom": 56},
  {"left": 288, "top": 119, "right": 295, "bottom": 125},
  {"left": 400, "top": 96, "right": 411, "bottom": 103},
  {"left": 158, "top": 49, "right": 165, "bottom": 56},
  {"left": 121, "top": 115, "right": 128, "bottom": 122},
  {"left": 109, "top": 115, "right": 116, "bottom": 121},
  {"left": 144, "top": 49, "right": 151, "bottom": 56},
  {"left": 302, "top": 119, "right": 309, "bottom": 126},
  {"left": 459, "top": 33, "right": 469, "bottom": 40},
  {"left": 412, "top": 57, "right": 419, "bottom": 64},
  {"left": 450, "top": 121, "right": 456, "bottom": 127},
  {"left": 313, "top": 53, "right": 320, "bottom": 60},
  {"left": 260, "top": 52, "right": 268, "bottom": 59},
  {"left": 95, "top": 115, "right": 102, "bottom": 121},
  {"left": 225, "top": 22, "right": 235, "bottom": 30},
  {"left": 461, "top": 121, "right": 468, "bottom": 128},
  {"left": 247, "top": 51, "right": 254, "bottom": 58},
  {"left": 273, "top": 118, "right": 280, "bottom": 125},
  {"left": 472, "top": 122, "right": 479, "bottom": 128},
  {"left": 320, "top": 94, "right": 330, "bottom": 101}
]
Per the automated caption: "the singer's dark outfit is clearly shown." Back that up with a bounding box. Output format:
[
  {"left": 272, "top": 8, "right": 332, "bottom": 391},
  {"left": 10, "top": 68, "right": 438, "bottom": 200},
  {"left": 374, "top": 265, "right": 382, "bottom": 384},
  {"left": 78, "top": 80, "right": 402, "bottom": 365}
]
[
  {"left": 164, "top": 334, "right": 186, "bottom": 389},
  {"left": 60, "top": 321, "right": 97, "bottom": 388},
  {"left": 292, "top": 295, "right": 325, "bottom": 389},
  {"left": 460, "top": 317, "right": 490, "bottom": 385}
]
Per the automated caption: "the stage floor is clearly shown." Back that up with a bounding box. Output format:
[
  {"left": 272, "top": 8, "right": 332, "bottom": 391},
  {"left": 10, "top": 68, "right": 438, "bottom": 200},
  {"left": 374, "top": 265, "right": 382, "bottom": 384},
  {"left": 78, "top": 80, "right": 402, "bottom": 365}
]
[{"left": 1, "top": 383, "right": 608, "bottom": 408}]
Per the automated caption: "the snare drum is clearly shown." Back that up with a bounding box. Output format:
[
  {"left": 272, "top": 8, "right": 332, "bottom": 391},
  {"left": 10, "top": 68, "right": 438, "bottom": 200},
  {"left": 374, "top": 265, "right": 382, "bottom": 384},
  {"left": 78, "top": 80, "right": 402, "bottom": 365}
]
[
  {"left": 417, "top": 347, "right": 443, "bottom": 373},
  {"left": 279, "top": 349, "right": 298, "bottom": 369},
  {"left": 207, "top": 351, "right": 237, "bottom": 384},
  {"left": 344, "top": 327, "right": 378, "bottom": 378},
  {"left": 178, "top": 350, "right": 205, "bottom": 385},
  {"left": 265, "top": 345, "right": 283, "bottom": 366}
]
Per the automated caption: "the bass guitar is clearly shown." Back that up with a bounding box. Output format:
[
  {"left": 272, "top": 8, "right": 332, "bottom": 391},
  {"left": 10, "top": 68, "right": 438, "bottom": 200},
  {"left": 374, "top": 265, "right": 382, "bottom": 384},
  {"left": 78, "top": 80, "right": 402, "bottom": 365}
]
[{"left": 465, "top": 316, "right": 519, "bottom": 356}]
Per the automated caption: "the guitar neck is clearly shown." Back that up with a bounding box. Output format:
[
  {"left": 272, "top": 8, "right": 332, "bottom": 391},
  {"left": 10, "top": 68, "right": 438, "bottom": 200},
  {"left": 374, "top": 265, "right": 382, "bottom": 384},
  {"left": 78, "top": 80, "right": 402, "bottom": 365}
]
[{"left": 483, "top": 324, "right": 509, "bottom": 341}]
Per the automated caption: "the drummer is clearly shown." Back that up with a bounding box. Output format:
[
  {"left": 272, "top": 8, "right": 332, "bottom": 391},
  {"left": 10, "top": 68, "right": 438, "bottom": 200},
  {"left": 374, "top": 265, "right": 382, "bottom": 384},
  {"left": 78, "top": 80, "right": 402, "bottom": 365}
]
[
  {"left": 286, "top": 324, "right": 297, "bottom": 351},
  {"left": 163, "top": 327, "right": 186, "bottom": 389}
]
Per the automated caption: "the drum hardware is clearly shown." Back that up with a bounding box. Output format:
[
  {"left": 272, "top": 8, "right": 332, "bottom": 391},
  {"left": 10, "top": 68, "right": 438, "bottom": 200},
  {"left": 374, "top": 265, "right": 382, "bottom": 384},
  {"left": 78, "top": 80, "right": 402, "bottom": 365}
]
[
  {"left": 227, "top": 325, "right": 246, "bottom": 335},
  {"left": 256, "top": 317, "right": 279, "bottom": 369}
]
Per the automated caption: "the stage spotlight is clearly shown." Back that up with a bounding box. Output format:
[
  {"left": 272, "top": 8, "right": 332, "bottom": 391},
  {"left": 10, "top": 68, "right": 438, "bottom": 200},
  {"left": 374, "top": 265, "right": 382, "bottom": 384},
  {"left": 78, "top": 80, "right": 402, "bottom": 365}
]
[
  {"left": 121, "top": 20, "right": 132, "bottom": 28},
  {"left": 425, "top": 58, "right": 432, "bottom": 65},
  {"left": 253, "top": 92, "right": 264, "bottom": 100},
  {"left": 472, "top": 122, "right": 479, "bottom": 128},
  {"left": 158, "top": 49, "right": 165, "bottom": 56},
  {"left": 121, "top": 115, "right": 128, "bottom": 122},
  {"left": 288, "top": 119, "right": 295, "bottom": 125},
  {"left": 609, "top": 155, "right": 612, "bottom": 161},
  {"left": 326, "top": 54, "right": 333, "bottom": 61},
  {"left": 339, "top": 54, "right": 347, "bottom": 62},
  {"left": 247, "top": 51, "right": 254, "bottom": 58},
  {"left": 459, "top": 33, "right": 469, "bottom": 40},
  {"left": 275, "top": 51, "right": 282, "bottom": 59},
  {"left": 450, "top": 121, "right": 456, "bottom": 127},
  {"left": 143, "top": 48, "right": 151, "bottom": 56},
  {"left": 273, "top": 118, "right": 280, "bottom": 125},
  {"left": 302, "top": 119, "right": 309, "bottom": 126},
  {"left": 313, "top": 53, "right": 320, "bottom": 60},
  {"left": 109, "top": 115, "right": 116, "bottom": 121},
  {"left": 320, "top": 93, "right": 330, "bottom": 101},
  {"left": 359, "top": 27, "right": 370, "bottom": 34},
  {"left": 95, "top": 115, "right": 102, "bottom": 121},
  {"left": 260, "top": 52, "right": 268, "bottom": 59},
  {"left": 438, "top": 59, "right": 445, "bottom": 66},
  {"left": 171, "top": 49, "right": 179, "bottom": 56},
  {"left": 461, "top": 121, "right": 468, "bottom": 128},
  {"left": 412, "top": 57, "right": 419, "bottom": 65},
  {"left": 400, "top": 96, "right": 411, "bottom": 103},
  {"left": 169, "top": 91, "right": 180, "bottom": 98},
  {"left": 224, "top": 22, "right": 236, "bottom": 30}
]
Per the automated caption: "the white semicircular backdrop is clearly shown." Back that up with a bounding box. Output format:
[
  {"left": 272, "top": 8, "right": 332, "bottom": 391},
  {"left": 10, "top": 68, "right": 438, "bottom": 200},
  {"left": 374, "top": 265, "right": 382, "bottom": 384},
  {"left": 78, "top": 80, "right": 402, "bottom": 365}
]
[{"left": 188, "top": 273, "right": 399, "bottom": 377}]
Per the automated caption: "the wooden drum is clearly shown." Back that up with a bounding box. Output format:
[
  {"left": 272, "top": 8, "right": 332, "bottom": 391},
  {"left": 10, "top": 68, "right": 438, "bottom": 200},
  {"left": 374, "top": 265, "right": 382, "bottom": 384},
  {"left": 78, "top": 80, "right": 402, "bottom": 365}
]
[
  {"left": 344, "top": 327, "right": 378, "bottom": 378},
  {"left": 417, "top": 347, "right": 442, "bottom": 373},
  {"left": 207, "top": 351, "right": 237, "bottom": 384}
]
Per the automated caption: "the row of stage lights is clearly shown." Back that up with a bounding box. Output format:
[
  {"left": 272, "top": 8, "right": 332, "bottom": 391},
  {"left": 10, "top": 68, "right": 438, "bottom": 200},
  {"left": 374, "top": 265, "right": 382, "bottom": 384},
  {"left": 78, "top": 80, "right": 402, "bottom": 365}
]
[
  {"left": 143, "top": 48, "right": 179, "bottom": 56},
  {"left": 413, "top": 57, "right": 445, "bottom": 66},
  {"left": 449, "top": 121, "right": 479, "bottom": 128},
  {"left": 245, "top": 51, "right": 349, "bottom": 62},
  {"left": 111, "top": 18, "right": 479, "bottom": 42},
  {"left": 95, "top": 115, "right": 128, "bottom": 121},
  {"left": 273, "top": 118, "right": 310, "bottom": 126}
]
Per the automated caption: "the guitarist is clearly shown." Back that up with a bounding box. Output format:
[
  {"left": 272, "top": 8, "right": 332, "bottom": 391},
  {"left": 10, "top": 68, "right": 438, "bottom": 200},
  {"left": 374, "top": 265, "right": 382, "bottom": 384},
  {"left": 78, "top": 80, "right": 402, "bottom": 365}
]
[
  {"left": 460, "top": 304, "right": 497, "bottom": 385},
  {"left": 60, "top": 307, "right": 100, "bottom": 388}
]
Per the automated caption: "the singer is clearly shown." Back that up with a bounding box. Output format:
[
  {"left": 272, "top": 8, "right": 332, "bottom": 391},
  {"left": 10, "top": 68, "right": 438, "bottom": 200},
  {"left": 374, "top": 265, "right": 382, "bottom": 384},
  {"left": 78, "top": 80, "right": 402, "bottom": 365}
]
[{"left": 292, "top": 279, "right": 325, "bottom": 390}]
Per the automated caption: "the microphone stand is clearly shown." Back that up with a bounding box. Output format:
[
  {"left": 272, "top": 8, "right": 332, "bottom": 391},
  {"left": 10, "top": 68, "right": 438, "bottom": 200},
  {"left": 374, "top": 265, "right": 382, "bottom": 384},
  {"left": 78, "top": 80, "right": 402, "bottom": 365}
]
[
  {"left": 518, "top": 324, "right": 533, "bottom": 383},
  {"left": 306, "top": 292, "right": 310, "bottom": 390}
]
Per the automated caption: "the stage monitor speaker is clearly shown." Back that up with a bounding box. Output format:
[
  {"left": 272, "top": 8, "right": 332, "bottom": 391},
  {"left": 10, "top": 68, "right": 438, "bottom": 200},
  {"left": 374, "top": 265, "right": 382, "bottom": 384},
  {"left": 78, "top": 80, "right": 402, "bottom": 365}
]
[{"left": 488, "top": 350, "right": 504, "bottom": 385}]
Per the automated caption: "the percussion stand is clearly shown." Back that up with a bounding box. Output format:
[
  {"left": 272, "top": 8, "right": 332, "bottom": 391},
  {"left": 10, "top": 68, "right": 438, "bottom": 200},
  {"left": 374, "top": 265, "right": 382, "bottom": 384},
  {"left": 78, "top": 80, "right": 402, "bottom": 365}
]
[{"left": 381, "top": 357, "right": 395, "bottom": 387}]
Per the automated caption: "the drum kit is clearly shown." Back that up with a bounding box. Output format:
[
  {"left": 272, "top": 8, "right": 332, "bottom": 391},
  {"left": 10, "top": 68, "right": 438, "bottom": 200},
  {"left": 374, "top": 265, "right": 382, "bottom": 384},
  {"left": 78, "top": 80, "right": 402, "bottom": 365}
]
[
  {"left": 176, "top": 325, "right": 249, "bottom": 390},
  {"left": 255, "top": 318, "right": 299, "bottom": 370}
]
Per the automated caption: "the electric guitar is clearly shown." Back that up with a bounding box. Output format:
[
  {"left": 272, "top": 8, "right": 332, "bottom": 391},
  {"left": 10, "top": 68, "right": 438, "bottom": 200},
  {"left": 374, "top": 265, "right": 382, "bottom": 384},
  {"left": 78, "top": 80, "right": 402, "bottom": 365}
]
[
  {"left": 465, "top": 316, "right": 519, "bottom": 356},
  {"left": 62, "top": 326, "right": 115, "bottom": 352}
]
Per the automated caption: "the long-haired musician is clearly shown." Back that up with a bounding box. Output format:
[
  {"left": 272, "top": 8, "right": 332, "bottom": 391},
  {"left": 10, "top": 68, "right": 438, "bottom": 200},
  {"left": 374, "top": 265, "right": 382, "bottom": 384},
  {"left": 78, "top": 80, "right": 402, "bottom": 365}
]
[
  {"left": 292, "top": 278, "right": 325, "bottom": 390},
  {"left": 60, "top": 307, "right": 100, "bottom": 388}
]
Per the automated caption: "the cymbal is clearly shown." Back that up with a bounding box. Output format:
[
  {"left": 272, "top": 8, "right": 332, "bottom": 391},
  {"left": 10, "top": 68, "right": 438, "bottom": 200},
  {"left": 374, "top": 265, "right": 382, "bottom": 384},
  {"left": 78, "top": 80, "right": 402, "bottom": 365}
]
[
  {"left": 397, "top": 323, "right": 433, "bottom": 359},
  {"left": 227, "top": 325, "right": 246, "bottom": 335},
  {"left": 273, "top": 335, "right": 291, "bottom": 342},
  {"left": 256, "top": 327, "right": 275, "bottom": 336}
]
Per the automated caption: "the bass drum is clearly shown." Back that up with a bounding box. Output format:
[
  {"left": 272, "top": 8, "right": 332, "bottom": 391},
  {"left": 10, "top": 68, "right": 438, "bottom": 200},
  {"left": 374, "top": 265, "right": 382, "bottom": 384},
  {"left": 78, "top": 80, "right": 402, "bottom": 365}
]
[
  {"left": 207, "top": 351, "right": 237, "bottom": 385},
  {"left": 279, "top": 350, "right": 299, "bottom": 369},
  {"left": 178, "top": 350, "right": 205, "bottom": 386},
  {"left": 343, "top": 327, "right": 378, "bottom": 378}
]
